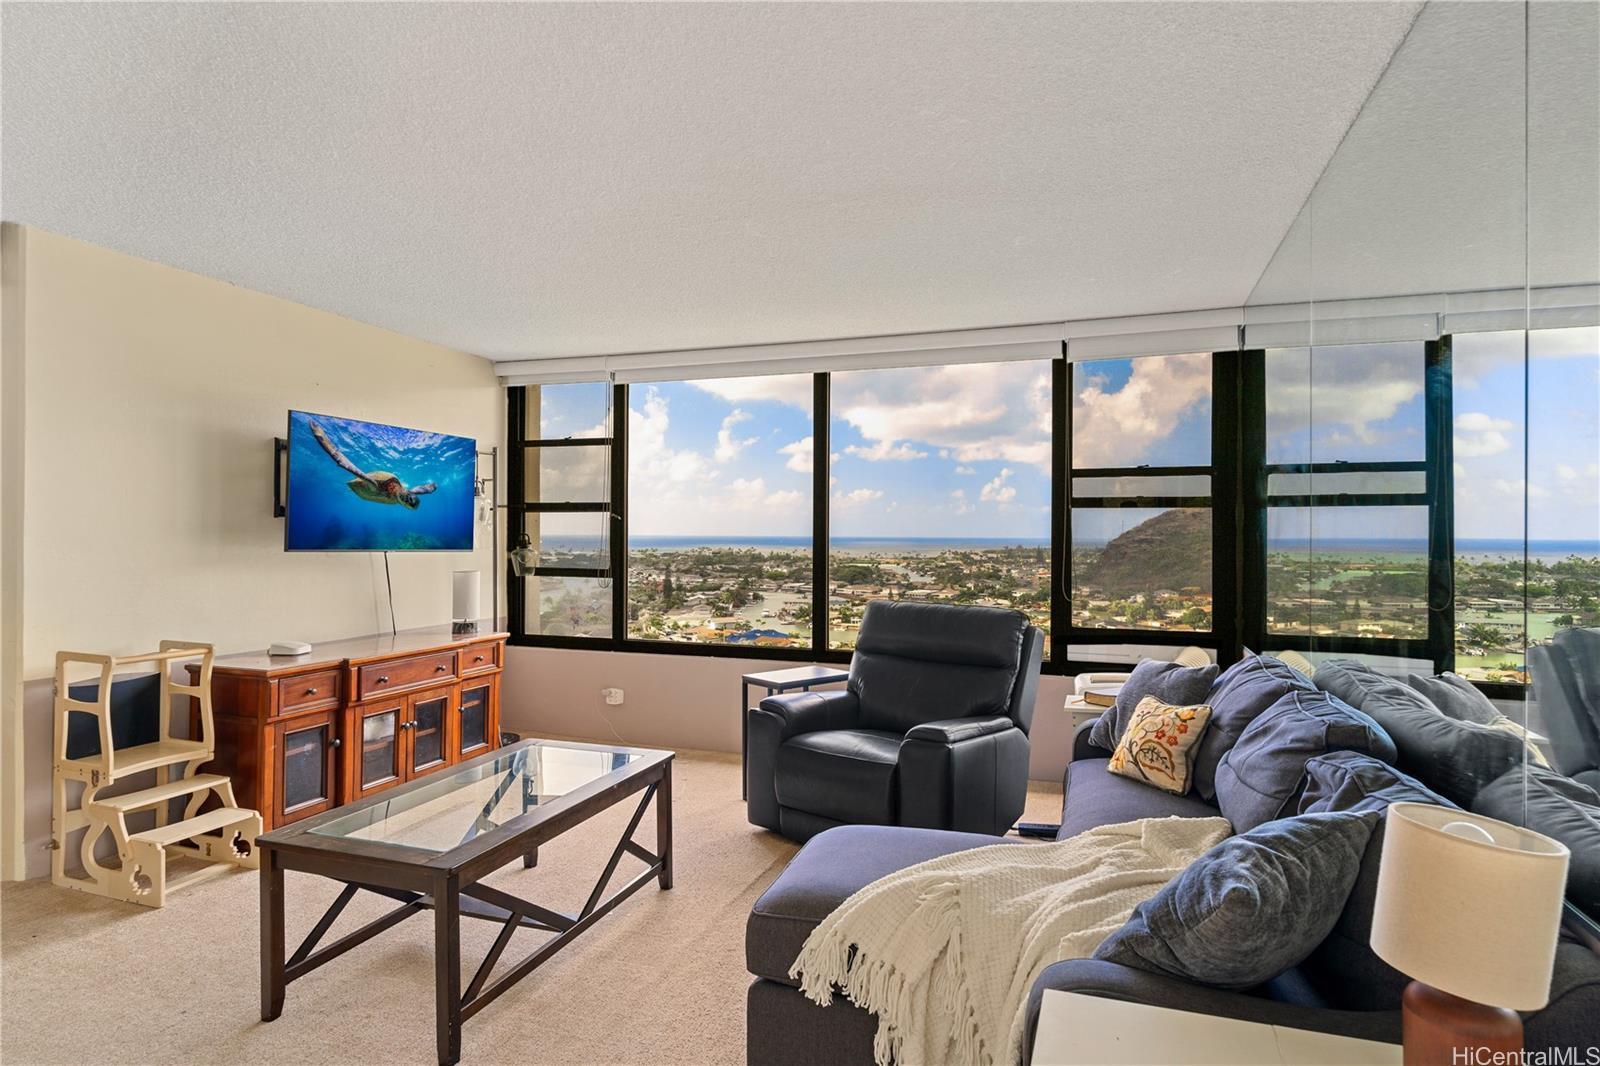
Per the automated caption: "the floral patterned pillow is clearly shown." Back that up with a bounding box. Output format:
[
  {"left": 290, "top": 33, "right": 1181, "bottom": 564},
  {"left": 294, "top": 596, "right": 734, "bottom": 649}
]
[{"left": 1108, "top": 696, "right": 1214, "bottom": 795}]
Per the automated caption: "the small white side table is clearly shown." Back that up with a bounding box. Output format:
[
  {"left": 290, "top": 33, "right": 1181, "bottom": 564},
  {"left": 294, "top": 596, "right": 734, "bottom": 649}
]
[
  {"left": 1030, "top": 990, "right": 1401, "bottom": 1066},
  {"left": 1062, "top": 696, "right": 1110, "bottom": 735}
]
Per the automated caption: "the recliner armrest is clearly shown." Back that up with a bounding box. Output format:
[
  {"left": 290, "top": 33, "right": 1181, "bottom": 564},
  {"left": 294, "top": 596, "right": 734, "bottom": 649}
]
[
  {"left": 755, "top": 689, "right": 860, "bottom": 741},
  {"left": 904, "top": 716, "right": 1016, "bottom": 744},
  {"left": 1021, "top": 959, "right": 1401, "bottom": 1064}
]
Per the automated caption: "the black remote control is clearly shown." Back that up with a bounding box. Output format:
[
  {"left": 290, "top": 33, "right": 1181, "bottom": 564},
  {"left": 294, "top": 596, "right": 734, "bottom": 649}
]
[{"left": 1014, "top": 821, "right": 1060, "bottom": 838}]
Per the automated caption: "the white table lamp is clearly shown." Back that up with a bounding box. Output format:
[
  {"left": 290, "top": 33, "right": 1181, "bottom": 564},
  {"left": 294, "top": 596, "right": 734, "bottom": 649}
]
[{"left": 1370, "top": 802, "right": 1570, "bottom": 1065}]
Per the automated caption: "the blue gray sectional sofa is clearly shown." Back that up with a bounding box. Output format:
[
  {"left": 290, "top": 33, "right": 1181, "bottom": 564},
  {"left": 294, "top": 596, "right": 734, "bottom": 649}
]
[{"left": 744, "top": 653, "right": 1600, "bottom": 1065}]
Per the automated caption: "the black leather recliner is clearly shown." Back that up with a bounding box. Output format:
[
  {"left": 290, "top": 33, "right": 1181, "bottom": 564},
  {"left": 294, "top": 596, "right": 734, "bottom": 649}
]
[{"left": 746, "top": 600, "right": 1043, "bottom": 841}]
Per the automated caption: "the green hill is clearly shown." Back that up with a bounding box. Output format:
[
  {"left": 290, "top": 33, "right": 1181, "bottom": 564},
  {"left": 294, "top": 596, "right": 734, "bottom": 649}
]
[{"left": 1079, "top": 508, "right": 1211, "bottom": 596}]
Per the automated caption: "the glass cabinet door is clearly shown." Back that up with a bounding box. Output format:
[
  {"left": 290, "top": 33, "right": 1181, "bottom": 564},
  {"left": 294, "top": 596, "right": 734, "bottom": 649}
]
[
  {"left": 357, "top": 705, "right": 402, "bottom": 794},
  {"left": 458, "top": 683, "right": 492, "bottom": 758},
  {"left": 277, "top": 711, "right": 338, "bottom": 821},
  {"left": 410, "top": 692, "right": 448, "bottom": 774}
]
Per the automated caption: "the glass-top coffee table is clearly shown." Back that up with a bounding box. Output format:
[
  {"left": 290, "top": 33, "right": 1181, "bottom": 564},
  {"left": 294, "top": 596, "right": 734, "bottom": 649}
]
[{"left": 258, "top": 738, "right": 673, "bottom": 1066}]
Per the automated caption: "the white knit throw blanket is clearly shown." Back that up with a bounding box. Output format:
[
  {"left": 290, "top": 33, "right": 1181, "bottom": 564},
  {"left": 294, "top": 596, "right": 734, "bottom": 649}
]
[{"left": 789, "top": 816, "right": 1231, "bottom": 1066}]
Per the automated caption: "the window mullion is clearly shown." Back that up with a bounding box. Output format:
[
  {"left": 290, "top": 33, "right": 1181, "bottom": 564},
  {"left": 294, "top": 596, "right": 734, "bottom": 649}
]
[{"left": 812, "top": 372, "right": 830, "bottom": 654}]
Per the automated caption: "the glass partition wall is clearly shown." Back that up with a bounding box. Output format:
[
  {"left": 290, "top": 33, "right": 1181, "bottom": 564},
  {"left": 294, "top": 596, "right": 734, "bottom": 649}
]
[
  {"left": 508, "top": 0, "right": 1598, "bottom": 930},
  {"left": 1243, "top": 0, "right": 1600, "bottom": 931}
]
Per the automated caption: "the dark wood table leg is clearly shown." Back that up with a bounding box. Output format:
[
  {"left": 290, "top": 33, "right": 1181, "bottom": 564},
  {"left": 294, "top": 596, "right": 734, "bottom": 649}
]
[
  {"left": 740, "top": 681, "right": 749, "bottom": 801},
  {"left": 435, "top": 874, "right": 462, "bottom": 1066},
  {"left": 521, "top": 772, "right": 538, "bottom": 868},
  {"left": 657, "top": 761, "right": 674, "bottom": 890},
  {"left": 260, "top": 847, "right": 285, "bottom": 1022}
]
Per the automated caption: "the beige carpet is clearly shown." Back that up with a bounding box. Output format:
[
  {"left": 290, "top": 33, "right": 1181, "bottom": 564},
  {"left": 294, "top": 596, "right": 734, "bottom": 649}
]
[{"left": 1, "top": 747, "right": 1062, "bottom": 1066}]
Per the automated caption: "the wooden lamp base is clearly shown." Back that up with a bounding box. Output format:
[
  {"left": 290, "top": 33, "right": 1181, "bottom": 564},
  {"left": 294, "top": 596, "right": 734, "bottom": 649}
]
[{"left": 1402, "top": 981, "right": 1522, "bottom": 1066}]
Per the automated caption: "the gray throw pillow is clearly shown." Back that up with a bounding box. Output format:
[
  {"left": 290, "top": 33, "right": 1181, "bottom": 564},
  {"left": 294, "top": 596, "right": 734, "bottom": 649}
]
[
  {"left": 1294, "top": 752, "right": 1454, "bottom": 1011},
  {"left": 1215, "top": 690, "right": 1396, "bottom": 831},
  {"left": 1192, "top": 653, "right": 1317, "bottom": 801},
  {"left": 1298, "top": 749, "right": 1453, "bottom": 816},
  {"left": 1407, "top": 673, "right": 1500, "bottom": 725},
  {"left": 1353, "top": 688, "right": 1523, "bottom": 805},
  {"left": 1474, "top": 763, "right": 1600, "bottom": 919},
  {"left": 1315, "top": 660, "right": 1523, "bottom": 804},
  {"left": 1086, "top": 658, "right": 1218, "bottom": 752},
  {"left": 1094, "top": 810, "right": 1379, "bottom": 990}
]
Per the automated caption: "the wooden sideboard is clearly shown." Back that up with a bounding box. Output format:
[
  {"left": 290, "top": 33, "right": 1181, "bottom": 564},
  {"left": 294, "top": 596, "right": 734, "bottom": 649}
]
[{"left": 189, "top": 625, "right": 508, "bottom": 831}]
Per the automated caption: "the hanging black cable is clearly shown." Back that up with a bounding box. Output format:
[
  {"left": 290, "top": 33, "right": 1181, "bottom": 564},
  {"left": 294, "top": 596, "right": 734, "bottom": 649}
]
[{"left": 383, "top": 550, "right": 397, "bottom": 635}]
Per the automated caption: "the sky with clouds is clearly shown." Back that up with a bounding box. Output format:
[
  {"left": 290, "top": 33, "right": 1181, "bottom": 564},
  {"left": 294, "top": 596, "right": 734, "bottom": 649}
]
[{"left": 546, "top": 327, "right": 1597, "bottom": 546}]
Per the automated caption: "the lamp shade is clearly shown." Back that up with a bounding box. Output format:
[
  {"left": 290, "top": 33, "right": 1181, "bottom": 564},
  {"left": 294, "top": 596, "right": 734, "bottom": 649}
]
[
  {"left": 1370, "top": 802, "right": 1569, "bottom": 1011},
  {"left": 452, "top": 570, "right": 481, "bottom": 623}
]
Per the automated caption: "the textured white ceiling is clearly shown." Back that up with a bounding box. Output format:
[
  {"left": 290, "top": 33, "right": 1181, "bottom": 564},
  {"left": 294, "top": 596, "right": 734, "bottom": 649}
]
[
  {"left": 2, "top": 2, "right": 1421, "bottom": 361},
  {"left": 1249, "top": 0, "right": 1600, "bottom": 307}
]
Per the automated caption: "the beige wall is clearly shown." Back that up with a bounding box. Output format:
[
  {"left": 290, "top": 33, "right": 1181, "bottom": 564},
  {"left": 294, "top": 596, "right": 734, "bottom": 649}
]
[
  {"left": 3, "top": 226, "right": 503, "bottom": 878},
  {"left": 501, "top": 645, "right": 1079, "bottom": 786}
]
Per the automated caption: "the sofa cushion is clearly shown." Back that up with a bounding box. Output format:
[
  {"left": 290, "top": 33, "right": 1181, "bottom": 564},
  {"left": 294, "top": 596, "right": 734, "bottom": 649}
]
[
  {"left": 1215, "top": 691, "right": 1396, "bottom": 831},
  {"left": 1293, "top": 751, "right": 1454, "bottom": 1010},
  {"left": 1107, "top": 697, "right": 1213, "bottom": 795},
  {"left": 1298, "top": 749, "right": 1453, "bottom": 816},
  {"left": 1094, "top": 810, "right": 1378, "bottom": 990},
  {"left": 1057, "top": 758, "right": 1218, "bottom": 839},
  {"left": 1087, "top": 658, "right": 1219, "bottom": 752},
  {"left": 1409, "top": 672, "right": 1551, "bottom": 767},
  {"left": 775, "top": 729, "right": 901, "bottom": 826},
  {"left": 1406, "top": 672, "right": 1500, "bottom": 724},
  {"left": 849, "top": 601, "right": 1027, "bottom": 735},
  {"left": 1474, "top": 763, "right": 1600, "bottom": 919},
  {"left": 746, "top": 825, "right": 1009, "bottom": 984},
  {"left": 1553, "top": 626, "right": 1600, "bottom": 709},
  {"left": 1193, "top": 653, "right": 1317, "bottom": 801},
  {"left": 1335, "top": 679, "right": 1523, "bottom": 807}
]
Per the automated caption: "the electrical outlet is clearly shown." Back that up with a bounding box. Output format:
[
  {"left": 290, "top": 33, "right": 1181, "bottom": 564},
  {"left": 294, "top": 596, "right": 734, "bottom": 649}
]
[{"left": 601, "top": 687, "right": 624, "bottom": 706}]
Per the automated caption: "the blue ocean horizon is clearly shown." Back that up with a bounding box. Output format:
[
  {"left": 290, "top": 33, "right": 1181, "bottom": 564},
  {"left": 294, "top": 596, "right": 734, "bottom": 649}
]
[{"left": 544, "top": 534, "right": 1600, "bottom": 557}]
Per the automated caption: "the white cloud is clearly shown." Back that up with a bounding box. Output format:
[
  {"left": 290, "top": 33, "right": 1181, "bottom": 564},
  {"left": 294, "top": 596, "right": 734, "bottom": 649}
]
[
  {"left": 954, "top": 465, "right": 976, "bottom": 475},
  {"left": 950, "top": 489, "right": 973, "bottom": 515},
  {"left": 1073, "top": 353, "right": 1212, "bottom": 467},
  {"left": 1556, "top": 463, "right": 1578, "bottom": 481},
  {"left": 627, "top": 387, "right": 810, "bottom": 536},
  {"left": 832, "top": 488, "right": 884, "bottom": 508},
  {"left": 831, "top": 361, "right": 1052, "bottom": 473},
  {"left": 1454, "top": 411, "right": 1515, "bottom": 459},
  {"left": 764, "top": 489, "right": 804, "bottom": 509},
  {"left": 715, "top": 410, "right": 758, "bottom": 463},
  {"left": 980, "top": 468, "right": 1017, "bottom": 504},
  {"left": 844, "top": 440, "right": 928, "bottom": 462},
  {"left": 779, "top": 437, "right": 813, "bottom": 473},
  {"left": 1263, "top": 347, "right": 1422, "bottom": 456},
  {"left": 691, "top": 375, "right": 814, "bottom": 416}
]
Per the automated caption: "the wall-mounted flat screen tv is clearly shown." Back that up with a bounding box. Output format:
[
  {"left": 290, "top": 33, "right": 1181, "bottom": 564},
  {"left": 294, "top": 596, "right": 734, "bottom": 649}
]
[{"left": 285, "top": 410, "right": 476, "bottom": 551}]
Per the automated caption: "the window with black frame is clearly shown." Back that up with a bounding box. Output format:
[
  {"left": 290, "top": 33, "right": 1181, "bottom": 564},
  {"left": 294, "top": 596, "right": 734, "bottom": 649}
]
[
  {"left": 1258, "top": 341, "right": 1452, "bottom": 672},
  {"left": 1064, "top": 351, "right": 1221, "bottom": 665},
  {"left": 509, "top": 382, "right": 616, "bottom": 639}
]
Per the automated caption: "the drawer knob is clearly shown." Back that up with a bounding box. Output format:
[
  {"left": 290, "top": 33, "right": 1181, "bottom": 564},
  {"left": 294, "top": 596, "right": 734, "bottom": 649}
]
[
  {"left": 474, "top": 655, "right": 485, "bottom": 663},
  {"left": 376, "top": 675, "right": 389, "bottom": 684},
  {"left": 435, "top": 664, "right": 448, "bottom": 672},
  {"left": 305, "top": 687, "right": 318, "bottom": 696},
  {"left": 330, "top": 738, "right": 342, "bottom": 749}
]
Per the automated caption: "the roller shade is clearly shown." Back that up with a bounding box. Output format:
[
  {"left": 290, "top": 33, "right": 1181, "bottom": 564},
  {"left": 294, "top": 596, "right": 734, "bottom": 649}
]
[{"left": 496, "top": 283, "right": 1599, "bottom": 385}]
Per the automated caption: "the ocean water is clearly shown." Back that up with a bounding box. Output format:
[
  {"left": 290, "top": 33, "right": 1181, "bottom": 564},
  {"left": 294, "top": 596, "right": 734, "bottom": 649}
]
[
  {"left": 538, "top": 533, "right": 1600, "bottom": 561},
  {"left": 285, "top": 411, "right": 477, "bottom": 551}
]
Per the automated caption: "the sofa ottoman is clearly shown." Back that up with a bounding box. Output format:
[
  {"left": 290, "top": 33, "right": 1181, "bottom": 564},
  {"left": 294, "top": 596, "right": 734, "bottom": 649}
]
[{"left": 746, "top": 825, "right": 1012, "bottom": 1065}]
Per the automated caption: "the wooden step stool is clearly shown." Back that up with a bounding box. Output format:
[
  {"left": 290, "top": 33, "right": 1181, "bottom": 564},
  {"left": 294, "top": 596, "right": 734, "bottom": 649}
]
[{"left": 52, "top": 641, "right": 262, "bottom": 907}]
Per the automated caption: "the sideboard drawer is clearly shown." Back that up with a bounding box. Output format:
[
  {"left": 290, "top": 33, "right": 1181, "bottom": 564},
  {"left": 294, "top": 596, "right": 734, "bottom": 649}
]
[
  {"left": 460, "top": 642, "right": 501, "bottom": 676},
  {"left": 280, "top": 669, "right": 342, "bottom": 713},
  {"left": 359, "top": 651, "right": 457, "bottom": 700}
]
